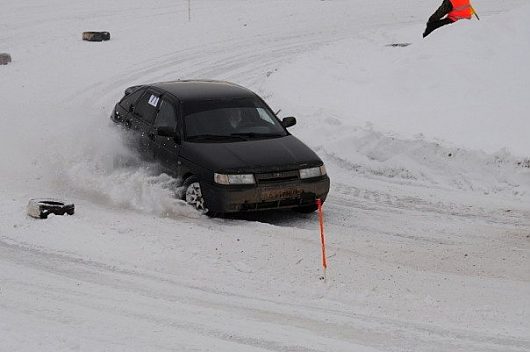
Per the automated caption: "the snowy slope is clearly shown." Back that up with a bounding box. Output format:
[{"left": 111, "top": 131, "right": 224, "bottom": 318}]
[
  {"left": 266, "top": 4, "right": 530, "bottom": 156},
  {"left": 1, "top": 1, "right": 529, "bottom": 351}
]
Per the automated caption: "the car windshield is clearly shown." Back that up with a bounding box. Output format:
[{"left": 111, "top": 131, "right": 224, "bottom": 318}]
[{"left": 184, "top": 98, "right": 287, "bottom": 141}]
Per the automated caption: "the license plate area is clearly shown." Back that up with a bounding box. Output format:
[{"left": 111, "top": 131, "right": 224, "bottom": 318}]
[{"left": 260, "top": 187, "right": 302, "bottom": 201}]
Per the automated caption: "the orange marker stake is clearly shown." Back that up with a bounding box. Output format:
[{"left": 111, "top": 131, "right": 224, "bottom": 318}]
[{"left": 316, "top": 199, "right": 327, "bottom": 275}]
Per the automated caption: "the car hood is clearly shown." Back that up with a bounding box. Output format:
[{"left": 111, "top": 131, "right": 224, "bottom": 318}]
[{"left": 181, "top": 135, "right": 322, "bottom": 173}]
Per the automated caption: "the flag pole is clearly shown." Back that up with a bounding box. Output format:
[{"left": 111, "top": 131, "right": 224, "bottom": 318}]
[{"left": 471, "top": 5, "right": 480, "bottom": 20}]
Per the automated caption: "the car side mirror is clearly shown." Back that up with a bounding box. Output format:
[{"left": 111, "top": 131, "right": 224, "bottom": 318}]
[
  {"left": 281, "top": 116, "right": 297, "bottom": 128},
  {"left": 157, "top": 126, "right": 178, "bottom": 138}
]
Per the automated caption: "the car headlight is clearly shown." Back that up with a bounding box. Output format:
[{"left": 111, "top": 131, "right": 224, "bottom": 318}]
[
  {"left": 214, "top": 173, "right": 256, "bottom": 185},
  {"left": 299, "top": 165, "right": 326, "bottom": 179}
]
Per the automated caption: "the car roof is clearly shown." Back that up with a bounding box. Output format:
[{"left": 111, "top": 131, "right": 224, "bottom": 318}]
[{"left": 148, "top": 80, "right": 258, "bottom": 102}]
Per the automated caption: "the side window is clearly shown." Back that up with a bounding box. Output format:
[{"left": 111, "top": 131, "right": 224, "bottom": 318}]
[
  {"left": 119, "top": 88, "right": 144, "bottom": 111},
  {"left": 134, "top": 91, "right": 160, "bottom": 124},
  {"left": 154, "top": 100, "right": 177, "bottom": 129},
  {"left": 257, "top": 108, "right": 276, "bottom": 126}
]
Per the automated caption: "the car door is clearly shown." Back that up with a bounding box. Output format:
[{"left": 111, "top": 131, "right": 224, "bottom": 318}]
[
  {"left": 128, "top": 89, "right": 161, "bottom": 160},
  {"left": 152, "top": 97, "right": 182, "bottom": 177}
]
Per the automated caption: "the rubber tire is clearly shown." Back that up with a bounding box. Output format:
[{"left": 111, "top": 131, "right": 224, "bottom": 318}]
[
  {"left": 27, "top": 199, "right": 75, "bottom": 219},
  {"left": 82, "top": 31, "right": 109, "bottom": 42},
  {"left": 181, "top": 176, "right": 213, "bottom": 216},
  {"left": 0, "top": 53, "right": 11, "bottom": 65}
]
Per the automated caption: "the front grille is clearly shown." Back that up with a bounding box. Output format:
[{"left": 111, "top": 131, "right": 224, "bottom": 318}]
[{"left": 255, "top": 170, "right": 299, "bottom": 184}]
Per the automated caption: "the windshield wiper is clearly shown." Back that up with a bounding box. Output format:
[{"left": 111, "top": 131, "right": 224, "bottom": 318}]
[
  {"left": 230, "top": 132, "right": 284, "bottom": 139},
  {"left": 186, "top": 134, "right": 247, "bottom": 141}
]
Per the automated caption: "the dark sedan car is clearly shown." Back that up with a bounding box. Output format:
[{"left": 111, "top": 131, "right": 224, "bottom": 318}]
[{"left": 111, "top": 80, "right": 330, "bottom": 215}]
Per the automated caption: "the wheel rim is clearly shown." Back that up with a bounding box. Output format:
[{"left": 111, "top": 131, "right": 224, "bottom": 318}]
[{"left": 185, "top": 182, "right": 207, "bottom": 212}]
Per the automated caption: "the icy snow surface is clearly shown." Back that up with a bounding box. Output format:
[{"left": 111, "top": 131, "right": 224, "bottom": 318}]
[{"left": 1, "top": 1, "right": 529, "bottom": 351}]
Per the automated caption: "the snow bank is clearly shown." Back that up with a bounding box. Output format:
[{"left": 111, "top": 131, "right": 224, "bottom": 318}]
[{"left": 266, "top": 4, "right": 530, "bottom": 157}]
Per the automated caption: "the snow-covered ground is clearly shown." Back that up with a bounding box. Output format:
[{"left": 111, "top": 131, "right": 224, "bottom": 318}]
[{"left": 1, "top": 1, "right": 529, "bottom": 351}]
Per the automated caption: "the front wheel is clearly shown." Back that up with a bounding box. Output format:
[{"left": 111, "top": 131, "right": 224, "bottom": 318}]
[
  {"left": 182, "top": 176, "right": 207, "bottom": 212},
  {"left": 181, "top": 176, "right": 218, "bottom": 216}
]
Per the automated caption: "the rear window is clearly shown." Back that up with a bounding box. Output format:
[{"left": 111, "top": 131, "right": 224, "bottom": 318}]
[{"left": 119, "top": 88, "right": 144, "bottom": 111}]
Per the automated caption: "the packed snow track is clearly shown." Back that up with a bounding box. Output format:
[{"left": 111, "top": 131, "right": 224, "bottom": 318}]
[{"left": 1, "top": 1, "right": 529, "bottom": 351}]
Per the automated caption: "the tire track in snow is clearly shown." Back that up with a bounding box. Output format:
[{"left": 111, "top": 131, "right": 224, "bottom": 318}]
[
  {"left": 2, "top": 237, "right": 529, "bottom": 352},
  {"left": 69, "top": 30, "right": 346, "bottom": 107},
  {"left": 5, "top": 2, "right": 528, "bottom": 351},
  {"left": 329, "top": 183, "right": 530, "bottom": 228}
]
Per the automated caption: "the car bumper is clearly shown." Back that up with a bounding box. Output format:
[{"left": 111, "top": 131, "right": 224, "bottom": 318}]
[{"left": 202, "top": 176, "right": 330, "bottom": 213}]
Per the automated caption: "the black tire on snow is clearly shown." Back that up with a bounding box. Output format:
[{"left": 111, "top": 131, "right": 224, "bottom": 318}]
[
  {"left": 82, "top": 31, "right": 110, "bottom": 42},
  {"left": 0, "top": 53, "right": 11, "bottom": 65},
  {"left": 27, "top": 199, "right": 75, "bottom": 219}
]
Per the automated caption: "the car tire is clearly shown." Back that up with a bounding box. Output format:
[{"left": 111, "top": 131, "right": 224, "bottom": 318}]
[
  {"left": 82, "top": 31, "right": 110, "bottom": 42},
  {"left": 27, "top": 199, "right": 75, "bottom": 219},
  {"left": 182, "top": 176, "right": 212, "bottom": 215},
  {"left": 101, "top": 31, "right": 111, "bottom": 41},
  {"left": 0, "top": 53, "right": 11, "bottom": 65}
]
